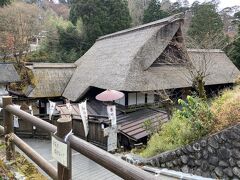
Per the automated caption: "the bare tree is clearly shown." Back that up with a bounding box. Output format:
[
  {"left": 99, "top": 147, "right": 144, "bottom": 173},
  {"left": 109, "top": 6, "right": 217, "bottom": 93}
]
[
  {"left": 184, "top": 33, "right": 230, "bottom": 99},
  {"left": 0, "top": 2, "right": 44, "bottom": 66}
]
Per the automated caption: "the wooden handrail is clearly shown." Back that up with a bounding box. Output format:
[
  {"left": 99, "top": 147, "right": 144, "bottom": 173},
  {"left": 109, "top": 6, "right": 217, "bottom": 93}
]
[
  {"left": 13, "top": 134, "right": 58, "bottom": 179},
  {"left": 2, "top": 96, "right": 155, "bottom": 180}
]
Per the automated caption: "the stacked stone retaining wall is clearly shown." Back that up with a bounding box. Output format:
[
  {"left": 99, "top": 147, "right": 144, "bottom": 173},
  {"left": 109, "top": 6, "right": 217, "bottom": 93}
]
[{"left": 143, "top": 123, "right": 240, "bottom": 179}]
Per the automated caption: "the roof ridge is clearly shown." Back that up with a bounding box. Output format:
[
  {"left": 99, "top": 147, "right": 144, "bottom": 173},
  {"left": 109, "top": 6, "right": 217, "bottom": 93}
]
[
  {"left": 97, "top": 13, "right": 184, "bottom": 41},
  {"left": 187, "top": 49, "right": 224, "bottom": 53}
]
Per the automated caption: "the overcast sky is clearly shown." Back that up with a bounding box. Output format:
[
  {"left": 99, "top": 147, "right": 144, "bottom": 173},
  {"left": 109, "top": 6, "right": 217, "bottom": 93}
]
[{"left": 171, "top": 0, "right": 240, "bottom": 10}]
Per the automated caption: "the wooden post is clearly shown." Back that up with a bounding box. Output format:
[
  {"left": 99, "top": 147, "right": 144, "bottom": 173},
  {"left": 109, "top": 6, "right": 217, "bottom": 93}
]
[
  {"left": 57, "top": 118, "right": 72, "bottom": 180},
  {"left": 2, "top": 96, "right": 15, "bottom": 161}
]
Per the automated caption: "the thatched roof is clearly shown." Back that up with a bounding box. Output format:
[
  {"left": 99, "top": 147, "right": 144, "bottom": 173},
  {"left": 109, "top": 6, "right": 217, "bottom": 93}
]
[
  {"left": 63, "top": 14, "right": 240, "bottom": 101},
  {"left": 25, "top": 63, "right": 76, "bottom": 98},
  {"left": 0, "top": 63, "right": 20, "bottom": 83}
]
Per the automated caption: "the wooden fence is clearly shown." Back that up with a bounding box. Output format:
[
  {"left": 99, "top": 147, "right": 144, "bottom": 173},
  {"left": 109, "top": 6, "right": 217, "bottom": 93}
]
[{"left": 0, "top": 96, "right": 155, "bottom": 180}]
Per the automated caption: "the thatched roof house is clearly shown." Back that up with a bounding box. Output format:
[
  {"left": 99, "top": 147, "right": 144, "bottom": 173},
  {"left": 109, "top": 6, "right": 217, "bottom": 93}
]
[
  {"left": 0, "top": 63, "right": 20, "bottom": 96},
  {"left": 0, "top": 63, "right": 20, "bottom": 84},
  {"left": 24, "top": 63, "right": 76, "bottom": 98},
  {"left": 63, "top": 14, "right": 240, "bottom": 102}
]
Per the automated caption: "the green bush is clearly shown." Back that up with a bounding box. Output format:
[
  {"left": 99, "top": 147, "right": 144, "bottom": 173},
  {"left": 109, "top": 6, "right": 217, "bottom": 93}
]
[{"left": 140, "top": 96, "right": 213, "bottom": 157}]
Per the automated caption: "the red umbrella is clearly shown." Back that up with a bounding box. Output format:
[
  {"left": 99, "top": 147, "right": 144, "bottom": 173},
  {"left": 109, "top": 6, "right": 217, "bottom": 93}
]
[{"left": 96, "top": 89, "right": 124, "bottom": 102}]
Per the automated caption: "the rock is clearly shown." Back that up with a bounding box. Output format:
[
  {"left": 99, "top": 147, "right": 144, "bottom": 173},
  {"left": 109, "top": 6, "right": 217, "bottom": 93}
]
[
  {"left": 209, "top": 165, "right": 215, "bottom": 171},
  {"left": 176, "top": 149, "right": 182, "bottom": 156},
  {"left": 237, "top": 161, "right": 240, "bottom": 168},
  {"left": 214, "top": 135, "right": 223, "bottom": 144},
  {"left": 180, "top": 155, "right": 188, "bottom": 164},
  {"left": 181, "top": 165, "right": 189, "bottom": 173},
  {"left": 158, "top": 159, "right": 164, "bottom": 164},
  {"left": 165, "top": 152, "right": 175, "bottom": 162},
  {"left": 200, "top": 140, "right": 207, "bottom": 147},
  {"left": 172, "top": 160, "right": 178, "bottom": 166},
  {"left": 210, "top": 171, "right": 218, "bottom": 179},
  {"left": 177, "top": 158, "right": 182, "bottom": 165},
  {"left": 202, "top": 171, "right": 210, "bottom": 178},
  {"left": 193, "top": 143, "right": 201, "bottom": 151},
  {"left": 228, "top": 131, "right": 240, "bottom": 140},
  {"left": 201, "top": 161, "right": 209, "bottom": 171},
  {"left": 233, "top": 126, "right": 240, "bottom": 136},
  {"left": 181, "top": 147, "right": 188, "bottom": 154},
  {"left": 208, "top": 146, "right": 215, "bottom": 154},
  {"left": 233, "top": 167, "right": 240, "bottom": 178},
  {"left": 219, "top": 161, "right": 229, "bottom": 167},
  {"left": 160, "top": 153, "right": 167, "bottom": 163},
  {"left": 208, "top": 137, "right": 219, "bottom": 149},
  {"left": 233, "top": 141, "right": 240, "bottom": 148},
  {"left": 195, "top": 160, "right": 202, "bottom": 166},
  {"left": 170, "top": 152, "right": 176, "bottom": 159},
  {"left": 194, "top": 168, "right": 202, "bottom": 176},
  {"left": 186, "top": 145, "right": 194, "bottom": 153},
  {"left": 166, "top": 162, "right": 173, "bottom": 168},
  {"left": 229, "top": 158, "right": 236, "bottom": 167},
  {"left": 150, "top": 159, "right": 156, "bottom": 166},
  {"left": 215, "top": 167, "right": 223, "bottom": 177},
  {"left": 232, "top": 149, "right": 240, "bottom": 159},
  {"left": 160, "top": 163, "right": 166, "bottom": 168},
  {"left": 223, "top": 168, "right": 233, "bottom": 177},
  {"left": 188, "top": 160, "right": 195, "bottom": 167},
  {"left": 221, "top": 132, "right": 228, "bottom": 141},
  {"left": 202, "top": 150, "right": 208, "bottom": 159},
  {"left": 195, "top": 152, "right": 202, "bottom": 160},
  {"left": 209, "top": 156, "right": 219, "bottom": 166},
  {"left": 218, "top": 147, "right": 231, "bottom": 160}
]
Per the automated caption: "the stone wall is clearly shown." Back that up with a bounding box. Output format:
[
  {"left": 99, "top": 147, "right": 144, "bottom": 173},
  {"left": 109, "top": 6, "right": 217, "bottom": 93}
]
[{"left": 143, "top": 123, "right": 240, "bottom": 179}]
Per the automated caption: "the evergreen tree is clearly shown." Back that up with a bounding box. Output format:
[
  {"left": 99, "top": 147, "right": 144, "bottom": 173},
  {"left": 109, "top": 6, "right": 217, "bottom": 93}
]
[
  {"left": 143, "top": 0, "right": 169, "bottom": 23},
  {"left": 187, "top": 2, "right": 224, "bottom": 47},
  {"left": 0, "top": 0, "right": 11, "bottom": 7},
  {"left": 228, "top": 26, "right": 240, "bottom": 69},
  {"left": 234, "top": 11, "right": 240, "bottom": 20},
  {"left": 69, "top": 0, "right": 131, "bottom": 50}
]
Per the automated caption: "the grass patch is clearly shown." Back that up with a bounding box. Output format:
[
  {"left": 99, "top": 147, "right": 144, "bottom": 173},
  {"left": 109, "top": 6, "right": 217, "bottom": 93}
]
[
  {"left": 0, "top": 140, "right": 47, "bottom": 180},
  {"left": 211, "top": 86, "right": 240, "bottom": 132}
]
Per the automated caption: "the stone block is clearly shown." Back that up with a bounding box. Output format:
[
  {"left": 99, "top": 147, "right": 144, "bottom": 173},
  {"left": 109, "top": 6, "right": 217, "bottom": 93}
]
[
  {"left": 232, "top": 149, "right": 240, "bottom": 159},
  {"left": 209, "top": 156, "right": 219, "bottom": 166},
  {"left": 233, "top": 167, "right": 240, "bottom": 178},
  {"left": 214, "top": 167, "right": 223, "bottom": 177},
  {"left": 219, "top": 160, "right": 229, "bottom": 167},
  {"left": 223, "top": 167, "right": 233, "bottom": 177},
  {"left": 180, "top": 155, "right": 188, "bottom": 164},
  {"left": 208, "top": 137, "right": 219, "bottom": 149},
  {"left": 218, "top": 147, "right": 231, "bottom": 160}
]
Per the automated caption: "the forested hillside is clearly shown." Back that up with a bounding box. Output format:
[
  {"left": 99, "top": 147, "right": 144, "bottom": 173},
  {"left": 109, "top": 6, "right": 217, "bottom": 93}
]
[{"left": 0, "top": 0, "right": 239, "bottom": 68}]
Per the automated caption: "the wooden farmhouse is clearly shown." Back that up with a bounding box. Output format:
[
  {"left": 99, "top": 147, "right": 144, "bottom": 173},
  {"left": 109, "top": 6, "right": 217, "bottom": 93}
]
[
  {"left": 8, "top": 63, "right": 76, "bottom": 136},
  {"left": 59, "top": 14, "right": 240, "bottom": 149}
]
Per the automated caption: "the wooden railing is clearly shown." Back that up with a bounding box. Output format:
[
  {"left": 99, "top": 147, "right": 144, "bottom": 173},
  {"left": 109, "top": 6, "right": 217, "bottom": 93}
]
[{"left": 0, "top": 96, "right": 155, "bottom": 180}]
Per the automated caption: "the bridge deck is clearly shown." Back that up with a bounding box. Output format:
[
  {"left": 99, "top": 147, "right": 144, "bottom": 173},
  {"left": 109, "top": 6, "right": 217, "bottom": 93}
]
[
  {"left": 21, "top": 138, "right": 177, "bottom": 180},
  {"left": 22, "top": 138, "right": 122, "bottom": 180}
]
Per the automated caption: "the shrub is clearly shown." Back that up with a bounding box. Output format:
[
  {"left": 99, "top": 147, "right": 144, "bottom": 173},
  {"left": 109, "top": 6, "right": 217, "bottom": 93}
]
[
  {"left": 211, "top": 86, "right": 240, "bottom": 132},
  {"left": 140, "top": 96, "right": 213, "bottom": 157},
  {"left": 177, "top": 96, "right": 213, "bottom": 139}
]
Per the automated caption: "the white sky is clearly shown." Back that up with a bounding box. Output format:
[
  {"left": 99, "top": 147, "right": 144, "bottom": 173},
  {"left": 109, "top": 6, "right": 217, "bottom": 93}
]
[{"left": 171, "top": 0, "right": 240, "bottom": 10}]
